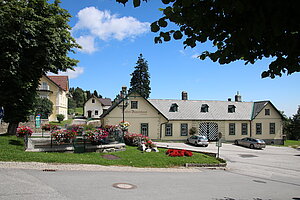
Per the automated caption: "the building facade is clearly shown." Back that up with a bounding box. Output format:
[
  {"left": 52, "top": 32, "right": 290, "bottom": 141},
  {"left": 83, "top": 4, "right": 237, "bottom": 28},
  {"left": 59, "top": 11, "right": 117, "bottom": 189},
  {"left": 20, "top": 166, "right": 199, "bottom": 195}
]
[
  {"left": 101, "top": 91, "right": 283, "bottom": 144},
  {"left": 37, "top": 75, "right": 69, "bottom": 121}
]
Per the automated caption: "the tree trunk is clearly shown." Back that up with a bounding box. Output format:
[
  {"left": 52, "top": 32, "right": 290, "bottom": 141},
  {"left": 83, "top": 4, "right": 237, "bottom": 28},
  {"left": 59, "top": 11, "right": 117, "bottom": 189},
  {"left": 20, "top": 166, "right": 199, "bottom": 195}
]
[{"left": 7, "top": 122, "right": 19, "bottom": 135}]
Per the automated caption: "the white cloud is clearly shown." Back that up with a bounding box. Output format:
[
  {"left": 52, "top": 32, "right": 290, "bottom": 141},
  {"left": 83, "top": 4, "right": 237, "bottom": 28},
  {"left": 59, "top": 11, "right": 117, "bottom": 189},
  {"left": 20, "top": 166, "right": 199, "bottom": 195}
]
[
  {"left": 47, "top": 67, "right": 84, "bottom": 79},
  {"left": 76, "top": 35, "right": 97, "bottom": 54},
  {"left": 73, "top": 7, "right": 150, "bottom": 44}
]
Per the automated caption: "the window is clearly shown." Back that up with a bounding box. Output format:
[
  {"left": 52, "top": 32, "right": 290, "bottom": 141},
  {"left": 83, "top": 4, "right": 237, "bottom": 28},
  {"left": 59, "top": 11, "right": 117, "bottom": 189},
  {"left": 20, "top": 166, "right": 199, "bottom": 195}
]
[
  {"left": 241, "top": 123, "right": 248, "bottom": 135},
  {"left": 265, "top": 109, "right": 270, "bottom": 115},
  {"left": 169, "top": 103, "right": 178, "bottom": 112},
  {"left": 270, "top": 123, "right": 275, "bottom": 134},
  {"left": 131, "top": 101, "right": 138, "bottom": 109},
  {"left": 92, "top": 99, "right": 95, "bottom": 103},
  {"left": 41, "top": 82, "right": 48, "bottom": 90},
  {"left": 180, "top": 123, "right": 188, "bottom": 136},
  {"left": 95, "top": 110, "right": 98, "bottom": 115},
  {"left": 256, "top": 123, "right": 262, "bottom": 134},
  {"left": 228, "top": 105, "right": 236, "bottom": 113},
  {"left": 165, "top": 124, "right": 173, "bottom": 136},
  {"left": 141, "top": 123, "right": 149, "bottom": 136},
  {"left": 229, "top": 123, "right": 235, "bottom": 135},
  {"left": 201, "top": 104, "right": 209, "bottom": 112}
]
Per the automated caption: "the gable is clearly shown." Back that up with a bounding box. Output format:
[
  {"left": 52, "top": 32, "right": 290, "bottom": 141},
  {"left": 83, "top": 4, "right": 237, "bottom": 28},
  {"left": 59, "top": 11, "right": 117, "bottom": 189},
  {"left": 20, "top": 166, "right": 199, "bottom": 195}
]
[
  {"left": 101, "top": 92, "right": 167, "bottom": 120},
  {"left": 252, "top": 101, "right": 283, "bottom": 119}
]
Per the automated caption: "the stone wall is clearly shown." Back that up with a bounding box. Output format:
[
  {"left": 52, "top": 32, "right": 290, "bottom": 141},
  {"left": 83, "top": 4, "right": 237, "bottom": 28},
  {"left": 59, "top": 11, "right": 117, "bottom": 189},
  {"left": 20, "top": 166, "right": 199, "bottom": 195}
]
[{"left": 0, "top": 119, "right": 49, "bottom": 134}]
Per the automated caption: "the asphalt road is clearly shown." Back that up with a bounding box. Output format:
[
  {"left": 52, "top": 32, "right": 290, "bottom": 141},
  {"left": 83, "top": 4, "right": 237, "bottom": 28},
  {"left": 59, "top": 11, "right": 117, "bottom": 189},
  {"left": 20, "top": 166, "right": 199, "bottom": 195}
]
[{"left": 0, "top": 143, "right": 299, "bottom": 200}]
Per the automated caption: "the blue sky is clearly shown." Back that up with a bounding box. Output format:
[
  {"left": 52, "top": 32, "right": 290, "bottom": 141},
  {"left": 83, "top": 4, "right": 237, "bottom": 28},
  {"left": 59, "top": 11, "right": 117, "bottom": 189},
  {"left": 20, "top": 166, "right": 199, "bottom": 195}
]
[{"left": 53, "top": 0, "right": 299, "bottom": 117}]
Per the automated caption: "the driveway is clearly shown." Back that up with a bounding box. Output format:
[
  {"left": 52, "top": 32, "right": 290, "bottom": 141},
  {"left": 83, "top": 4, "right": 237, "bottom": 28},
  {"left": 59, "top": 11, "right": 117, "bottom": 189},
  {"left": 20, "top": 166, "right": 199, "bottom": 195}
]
[{"left": 156, "top": 141, "right": 300, "bottom": 186}]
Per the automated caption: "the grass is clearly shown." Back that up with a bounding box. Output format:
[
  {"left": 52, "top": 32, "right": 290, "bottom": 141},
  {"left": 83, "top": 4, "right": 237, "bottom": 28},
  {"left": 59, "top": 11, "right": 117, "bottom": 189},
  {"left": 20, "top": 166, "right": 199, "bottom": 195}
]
[
  {"left": 49, "top": 119, "right": 73, "bottom": 126},
  {"left": 283, "top": 140, "right": 300, "bottom": 148},
  {"left": 75, "top": 107, "right": 83, "bottom": 115},
  {"left": 0, "top": 135, "right": 223, "bottom": 168}
]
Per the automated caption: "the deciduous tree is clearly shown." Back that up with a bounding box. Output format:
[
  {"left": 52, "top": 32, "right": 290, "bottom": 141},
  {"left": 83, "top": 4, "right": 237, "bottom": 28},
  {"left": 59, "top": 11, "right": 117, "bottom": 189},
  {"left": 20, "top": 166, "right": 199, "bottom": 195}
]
[
  {"left": 0, "top": 0, "right": 79, "bottom": 134},
  {"left": 116, "top": 0, "right": 300, "bottom": 78}
]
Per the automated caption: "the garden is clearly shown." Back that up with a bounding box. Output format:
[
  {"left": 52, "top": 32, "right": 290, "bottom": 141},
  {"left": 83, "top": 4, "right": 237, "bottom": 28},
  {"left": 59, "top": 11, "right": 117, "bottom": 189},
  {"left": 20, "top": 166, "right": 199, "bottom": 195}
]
[{"left": 0, "top": 122, "right": 225, "bottom": 168}]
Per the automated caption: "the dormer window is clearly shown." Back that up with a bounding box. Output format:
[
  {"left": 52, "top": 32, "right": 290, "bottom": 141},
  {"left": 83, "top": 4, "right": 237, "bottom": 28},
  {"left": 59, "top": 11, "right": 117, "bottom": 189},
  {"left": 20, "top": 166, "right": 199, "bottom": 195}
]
[
  {"left": 201, "top": 104, "right": 209, "bottom": 113},
  {"left": 228, "top": 105, "right": 236, "bottom": 113},
  {"left": 169, "top": 103, "right": 178, "bottom": 112}
]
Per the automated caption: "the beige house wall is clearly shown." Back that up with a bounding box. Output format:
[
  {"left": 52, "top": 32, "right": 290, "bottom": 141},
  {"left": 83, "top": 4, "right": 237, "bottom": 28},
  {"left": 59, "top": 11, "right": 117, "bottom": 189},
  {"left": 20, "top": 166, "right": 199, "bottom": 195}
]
[
  {"left": 102, "top": 93, "right": 282, "bottom": 142},
  {"left": 251, "top": 103, "right": 283, "bottom": 140},
  {"left": 102, "top": 94, "right": 167, "bottom": 139},
  {"left": 38, "top": 76, "right": 68, "bottom": 121}
]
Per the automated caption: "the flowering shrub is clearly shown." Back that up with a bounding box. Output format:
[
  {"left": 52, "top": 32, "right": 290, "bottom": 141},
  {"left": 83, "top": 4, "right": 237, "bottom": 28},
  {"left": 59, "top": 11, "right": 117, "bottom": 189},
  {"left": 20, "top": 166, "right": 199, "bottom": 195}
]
[
  {"left": 124, "top": 133, "right": 156, "bottom": 148},
  {"left": 42, "top": 124, "right": 58, "bottom": 131},
  {"left": 84, "top": 128, "right": 109, "bottom": 144},
  {"left": 166, "top": 149, "right": 193, "bottom": 157},
  {"left": 16, "top": 126, "right": 33, "bottom": 137},
  {"left": 119, "top": 121, "right": 130, "bottom": 130},
  {"left": 51, "top": 129, "right": 76, "bottom": 144}
]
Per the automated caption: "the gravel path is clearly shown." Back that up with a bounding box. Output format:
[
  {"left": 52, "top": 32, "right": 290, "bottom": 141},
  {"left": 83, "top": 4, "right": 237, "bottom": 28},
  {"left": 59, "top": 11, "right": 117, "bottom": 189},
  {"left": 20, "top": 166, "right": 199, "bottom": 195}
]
[{"left": 0, "top": 161, "right": 205, "bottom": 172}]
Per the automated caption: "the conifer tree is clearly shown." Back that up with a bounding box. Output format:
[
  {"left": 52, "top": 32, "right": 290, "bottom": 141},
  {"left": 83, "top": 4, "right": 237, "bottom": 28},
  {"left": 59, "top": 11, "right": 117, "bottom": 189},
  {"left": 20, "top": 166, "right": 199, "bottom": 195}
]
[{"left": 128, "top": 54, "right": 151, "bottom": 98}]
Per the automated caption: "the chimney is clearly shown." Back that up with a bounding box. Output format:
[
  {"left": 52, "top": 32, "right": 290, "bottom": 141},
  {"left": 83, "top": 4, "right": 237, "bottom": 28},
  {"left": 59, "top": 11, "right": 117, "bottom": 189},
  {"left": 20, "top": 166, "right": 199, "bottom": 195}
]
[
  {"left": 182, "top": 91, "right": 188, "bottom": 100},
  {"left": 235, "top": 91, "right": 242, "bottom": 102},
  {"left": 228, "top": 98, "right": 232, "bottom": 101}
]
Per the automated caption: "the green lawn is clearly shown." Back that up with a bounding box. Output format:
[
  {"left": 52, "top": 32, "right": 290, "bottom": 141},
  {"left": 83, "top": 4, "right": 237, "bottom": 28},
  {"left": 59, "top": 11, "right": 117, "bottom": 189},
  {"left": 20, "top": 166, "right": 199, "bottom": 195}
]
[
  {"left": 283, "top": 140, "right": 300, "bottom": 148},
  {"left": 0, "top": 135, "right": 223, "bottom": 168},
  {"left": 49, "top": 119, "right": 73, "bottom": 126}
]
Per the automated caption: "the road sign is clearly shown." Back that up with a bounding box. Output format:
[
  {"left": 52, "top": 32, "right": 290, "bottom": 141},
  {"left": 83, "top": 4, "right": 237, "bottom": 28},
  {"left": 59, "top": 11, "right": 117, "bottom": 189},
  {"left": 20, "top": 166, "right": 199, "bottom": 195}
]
[
  {"left": 216, "top": 139, "right": 222, "bottom": 147},
  {"left": 218, "top": 132, "right": 222, "bottom": 139}
]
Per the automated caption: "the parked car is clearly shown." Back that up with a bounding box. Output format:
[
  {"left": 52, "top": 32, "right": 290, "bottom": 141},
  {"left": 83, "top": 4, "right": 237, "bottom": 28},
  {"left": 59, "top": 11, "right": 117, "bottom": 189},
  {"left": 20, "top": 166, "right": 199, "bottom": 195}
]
[
  {"left": 234, "top": 137, "right": 266, "bottom": 149},
  {"left": 186, "top": 135, "right": 209, "bottom": 147}
]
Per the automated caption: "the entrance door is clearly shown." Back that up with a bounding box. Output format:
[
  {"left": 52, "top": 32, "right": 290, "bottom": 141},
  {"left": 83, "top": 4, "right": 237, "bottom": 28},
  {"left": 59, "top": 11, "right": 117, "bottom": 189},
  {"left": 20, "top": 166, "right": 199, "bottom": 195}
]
[
  {"left": 141, "top": 123, "right": 149, "bottom": 136},
  {"left": 87, "top": 110, "right": 92, "bottom": 118},
  {"left": 199, "top": 122, "right": 218, "bottom": 141}
]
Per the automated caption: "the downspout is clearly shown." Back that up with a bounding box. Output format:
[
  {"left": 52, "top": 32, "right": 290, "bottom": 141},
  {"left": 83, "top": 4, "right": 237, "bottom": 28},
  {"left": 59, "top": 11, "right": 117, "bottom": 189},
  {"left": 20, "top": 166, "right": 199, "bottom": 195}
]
[
  {"left": 160, "top": 121, "right": 169, "bottom": 140},
  {"left": 250, "top": 102, "right": 255, "bottom": 138}
]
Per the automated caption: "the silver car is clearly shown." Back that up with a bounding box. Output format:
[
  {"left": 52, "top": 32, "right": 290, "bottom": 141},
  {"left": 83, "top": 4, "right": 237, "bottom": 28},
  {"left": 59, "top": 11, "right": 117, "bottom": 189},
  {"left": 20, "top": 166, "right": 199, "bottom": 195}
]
[
  {"left": 234, "top": 137, "right": 266, "bottom": 149},
  {"left": 187, "top": 135, "right": 209, "bottom": 147}
]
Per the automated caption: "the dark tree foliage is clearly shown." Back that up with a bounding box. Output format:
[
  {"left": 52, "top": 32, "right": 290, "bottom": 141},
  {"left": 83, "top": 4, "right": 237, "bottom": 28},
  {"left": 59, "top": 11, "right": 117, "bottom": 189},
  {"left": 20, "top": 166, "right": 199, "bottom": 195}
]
[
  {"left": 0, "top": 0, "right": 79, "bottom": 134},
  {"left": 116, "top": 0, "right": 300, "bottom": 78},
  {"left": 128, "top": 54, "right": 151, "bottom": 98},
  {"left": 33, "top": 97, "right": 53, "bottom": 119}
]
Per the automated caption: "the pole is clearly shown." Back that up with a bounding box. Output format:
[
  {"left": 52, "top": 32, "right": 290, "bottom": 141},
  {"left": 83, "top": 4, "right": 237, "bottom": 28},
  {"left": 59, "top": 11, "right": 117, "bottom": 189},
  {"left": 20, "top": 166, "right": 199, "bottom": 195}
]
[{"left": 217, "top": 139, "right": 220, "bottom": 158}]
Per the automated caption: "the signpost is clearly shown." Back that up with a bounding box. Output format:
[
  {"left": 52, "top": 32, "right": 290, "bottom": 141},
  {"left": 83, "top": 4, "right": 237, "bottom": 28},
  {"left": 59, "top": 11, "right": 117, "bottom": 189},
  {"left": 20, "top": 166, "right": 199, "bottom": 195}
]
[
  {"left": 35, "top": 114, "right": 41, "bottom": 128},
  {"left": 216, "top": 132, "right": 222, "bottom": 158}
]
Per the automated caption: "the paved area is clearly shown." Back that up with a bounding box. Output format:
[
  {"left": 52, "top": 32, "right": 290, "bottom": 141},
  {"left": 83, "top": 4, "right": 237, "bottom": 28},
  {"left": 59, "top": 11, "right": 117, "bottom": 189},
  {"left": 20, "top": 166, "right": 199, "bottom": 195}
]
[{"left": 157, "top": 142, "right": 300, "bottom": 186}]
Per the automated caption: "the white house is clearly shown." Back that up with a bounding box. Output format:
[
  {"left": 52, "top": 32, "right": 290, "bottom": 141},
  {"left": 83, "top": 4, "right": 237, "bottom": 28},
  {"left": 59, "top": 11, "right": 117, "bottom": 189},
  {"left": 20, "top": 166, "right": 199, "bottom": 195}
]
[{"left": 84, "top": 95, "right": 112, "bottom": 119}]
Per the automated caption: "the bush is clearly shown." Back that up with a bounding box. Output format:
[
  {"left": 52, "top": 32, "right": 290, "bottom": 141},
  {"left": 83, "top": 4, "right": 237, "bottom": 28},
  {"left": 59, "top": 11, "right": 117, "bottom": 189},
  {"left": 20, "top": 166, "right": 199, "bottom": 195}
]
[
  {"left": 189, "top": 127, "right": 197, "bottom": 135},
  {"left": 16, "top": 126, "right": 33, "bottom": 137},
  {"left": 56, "top": 114, "right": 65, "bottom": 123}
]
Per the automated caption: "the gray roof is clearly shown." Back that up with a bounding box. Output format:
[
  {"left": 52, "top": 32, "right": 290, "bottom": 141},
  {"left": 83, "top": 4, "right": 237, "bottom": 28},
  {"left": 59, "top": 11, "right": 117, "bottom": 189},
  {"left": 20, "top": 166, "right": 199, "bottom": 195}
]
[
  {"left": 252, "top": 101, "right": 269, "bottom": 119},
  {"left": 148, "top": 99, "right": 254, "bottom": 121},
  {"left": 98, "top": 98, "right": 112, "bottom": 106}
]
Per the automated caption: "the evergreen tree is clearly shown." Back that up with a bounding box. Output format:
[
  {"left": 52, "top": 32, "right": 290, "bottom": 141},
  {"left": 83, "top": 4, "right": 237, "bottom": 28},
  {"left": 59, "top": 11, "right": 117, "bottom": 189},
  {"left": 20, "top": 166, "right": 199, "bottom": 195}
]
[
  {"left": 128, "top": 54, "right": 151, "bottom": 98},
  {"left": 86, "top": 90, "right": 91, "bottom": 99},
  {"left": 93, "top": 90, "right": 98, "bottom": 98}
]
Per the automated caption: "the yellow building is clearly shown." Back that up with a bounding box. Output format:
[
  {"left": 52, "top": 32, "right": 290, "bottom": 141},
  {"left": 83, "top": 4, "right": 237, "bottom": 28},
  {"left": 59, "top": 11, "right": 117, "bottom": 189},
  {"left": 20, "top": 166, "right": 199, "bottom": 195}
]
[
  {"left": 37, "top": 75, "right": 69, "bottom": 121},
  {"left": 101, "top": 91, "right": 283, "bottom": 144}
]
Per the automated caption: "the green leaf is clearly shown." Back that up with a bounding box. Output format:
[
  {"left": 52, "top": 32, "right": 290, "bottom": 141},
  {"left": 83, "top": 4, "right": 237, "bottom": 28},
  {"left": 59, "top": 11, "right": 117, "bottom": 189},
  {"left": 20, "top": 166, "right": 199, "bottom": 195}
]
[
  {"left": 133, "top": 0, "right": 141, "bottom": 7},
  {"left": 173, "top": 31, "right": 183, "bottom": 40},
  {"left": 162, "top": 0, "right": 170, "bottom": 4},
  {"left": 158, "top": 18, "right": 168, "bottom": 27},
  {"left": 151, "top": 22, "right": 160, "bottom": 33}
]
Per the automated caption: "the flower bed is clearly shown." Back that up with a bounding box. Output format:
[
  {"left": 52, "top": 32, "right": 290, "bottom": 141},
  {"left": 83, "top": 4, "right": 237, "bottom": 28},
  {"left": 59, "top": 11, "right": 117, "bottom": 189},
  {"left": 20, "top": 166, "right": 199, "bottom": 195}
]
[
  {"left": 166, "top": 149, "right": 193, "bottom": 157},
  {"left": 42, "top": 124, "right": 58, "bottom": 131},
  {"left": 124, "top": 133, "right": 156, "bottom": 149},
  {"left": 84, "top": 128, "right": 109, "bottom": 144},
  {"left": 51, "top": 129, "right": 77, "bottom": 144},
  {"left": 16, "top": 126, "right": 33, "bottom": 137}
]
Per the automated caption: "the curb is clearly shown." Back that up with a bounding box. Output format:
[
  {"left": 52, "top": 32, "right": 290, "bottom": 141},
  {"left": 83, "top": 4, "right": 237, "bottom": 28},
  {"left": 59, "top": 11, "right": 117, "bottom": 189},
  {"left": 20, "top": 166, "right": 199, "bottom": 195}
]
[{"left": 185, "top": 163, "right": 227, "bottom": 168}]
